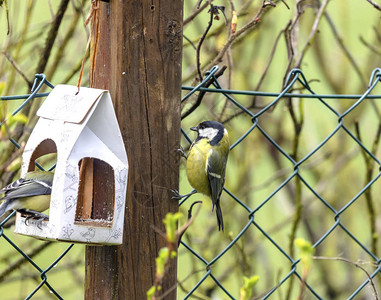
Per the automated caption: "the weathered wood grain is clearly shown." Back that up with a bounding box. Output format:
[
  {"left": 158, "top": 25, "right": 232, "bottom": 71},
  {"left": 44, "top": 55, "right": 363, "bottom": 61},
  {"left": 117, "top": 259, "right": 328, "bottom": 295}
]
[{"left": 85, "top": 1, "right": 183, "bottom": 299}]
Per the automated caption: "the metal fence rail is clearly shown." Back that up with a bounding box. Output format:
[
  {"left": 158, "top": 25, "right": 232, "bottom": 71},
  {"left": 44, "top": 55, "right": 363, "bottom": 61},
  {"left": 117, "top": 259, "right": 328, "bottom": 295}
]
[{"left": 1, "top": 67, "right": 381, "bottom": 299}]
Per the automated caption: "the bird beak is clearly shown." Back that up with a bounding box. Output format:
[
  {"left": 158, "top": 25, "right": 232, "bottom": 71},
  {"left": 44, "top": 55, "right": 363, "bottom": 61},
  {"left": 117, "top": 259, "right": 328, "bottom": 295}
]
[{"left": 190, "top": 126, "right": 198, "bottom": 131}]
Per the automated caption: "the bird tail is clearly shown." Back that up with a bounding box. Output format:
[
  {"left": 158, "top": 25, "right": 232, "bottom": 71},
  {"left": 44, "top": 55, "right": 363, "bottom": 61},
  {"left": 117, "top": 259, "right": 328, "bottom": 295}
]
[{"left": 215, "top": 200, "right": 224, "bottom": 231}]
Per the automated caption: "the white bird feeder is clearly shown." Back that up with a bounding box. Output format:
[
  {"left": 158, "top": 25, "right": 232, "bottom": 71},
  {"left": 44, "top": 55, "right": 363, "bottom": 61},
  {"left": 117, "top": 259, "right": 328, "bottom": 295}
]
[{"left": 14, "top": 85, "right": 129, "bottom": 245}]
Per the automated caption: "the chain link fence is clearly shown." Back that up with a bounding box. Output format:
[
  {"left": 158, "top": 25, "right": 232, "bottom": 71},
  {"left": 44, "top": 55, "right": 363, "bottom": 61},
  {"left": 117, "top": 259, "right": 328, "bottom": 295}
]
[
  {"left": 178, "top": 66, "right": 381, "bottom": 299},
  {"left": 0, "top": 75, "right": 78, "bottom": 300},
  {"left": 1, "top": 67, "right": 381, "bottom": 299}
]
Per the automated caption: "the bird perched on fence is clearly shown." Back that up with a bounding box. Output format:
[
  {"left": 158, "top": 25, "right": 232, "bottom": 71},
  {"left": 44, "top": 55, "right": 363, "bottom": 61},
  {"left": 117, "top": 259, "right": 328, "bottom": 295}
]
[
  {"left": 0, "top": 170, "right": 54, "bottom": 222},
  {"left": 174, "top": 121, "right": 230, "bottom": 231}
]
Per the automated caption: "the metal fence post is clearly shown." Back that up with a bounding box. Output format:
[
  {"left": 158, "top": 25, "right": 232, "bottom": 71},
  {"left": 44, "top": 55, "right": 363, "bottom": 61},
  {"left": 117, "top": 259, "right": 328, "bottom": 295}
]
[{"left": 85, "top": 1, "right": 183, "bottom": 299}]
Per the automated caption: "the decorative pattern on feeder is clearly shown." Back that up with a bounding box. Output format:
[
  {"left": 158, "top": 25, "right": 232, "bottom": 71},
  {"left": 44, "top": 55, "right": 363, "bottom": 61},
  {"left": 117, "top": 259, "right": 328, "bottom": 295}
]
[{"left": 14, "top": 85, "right": 128, "bottom": 245}]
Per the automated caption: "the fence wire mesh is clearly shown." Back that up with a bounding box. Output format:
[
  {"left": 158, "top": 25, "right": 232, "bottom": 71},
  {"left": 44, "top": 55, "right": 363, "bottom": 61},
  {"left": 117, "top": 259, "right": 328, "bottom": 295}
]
[
  {"left": 1, "top": 67, "right": 381, "bottom": 299},
  {"left": 0, "top": 75, "right": 75, "bottom": 300},
  {"left": 178, "top": 66, "right": 381, "bottom": 299}
]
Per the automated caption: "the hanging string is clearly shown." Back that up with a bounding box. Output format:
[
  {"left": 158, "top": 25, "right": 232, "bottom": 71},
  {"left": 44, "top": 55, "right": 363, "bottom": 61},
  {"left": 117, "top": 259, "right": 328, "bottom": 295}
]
[{"left": 76, "top": 0, "right": 100, "bottom": 93}]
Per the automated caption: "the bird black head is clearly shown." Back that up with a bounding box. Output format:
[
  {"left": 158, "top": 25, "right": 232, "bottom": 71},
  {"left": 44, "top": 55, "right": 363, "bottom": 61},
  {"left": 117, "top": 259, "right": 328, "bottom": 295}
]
[{"left": 191, "top": 121, "right": 226, "bottom": 146}]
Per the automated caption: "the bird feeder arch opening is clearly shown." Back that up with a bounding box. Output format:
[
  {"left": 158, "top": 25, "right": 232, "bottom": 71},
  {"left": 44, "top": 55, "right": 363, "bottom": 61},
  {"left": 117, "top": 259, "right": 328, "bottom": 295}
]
[
  {"left": 18, "top": 138, "right": 58, "bottom": 221},
  {"left": 26, "top": 138, "right": 57, "bottom": 172},
  {"left": 75, "top": 157, "right": 115, "bottom": 227}
]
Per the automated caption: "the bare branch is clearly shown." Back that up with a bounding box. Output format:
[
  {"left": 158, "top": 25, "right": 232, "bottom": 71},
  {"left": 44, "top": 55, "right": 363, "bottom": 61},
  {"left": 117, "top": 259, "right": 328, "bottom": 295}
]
[
  {"left": 184, "top": 0, "right": 213, "bottom": 26},
  {"left": 280, "top": 0, "right": 290, "bottom": 9},
  {"left": 360, "top": 35, "right": 381, "bottom": 56},
  {"left": 323, "top": 12, "right": 367, "bottom": 87},
  {"left": 2, "top": 52, "right": 32, "bottom": 87},
  {"left": 313, "top": 256, "right": 379, "bottom": 300},
  {"left": 205, "top": 2, "right": 272, "bottom": 71},
  {"left": 181, "top": 66, "right": 227, "bottom": 120},
  {"left": 294, "top": 0, "right": 330, "bottom": 68},
  {"left": 364, "top": 0, "right": 381, "bottom": 11},
  {"left": 35, "top": 0, "right": 70, "bottom": 76},
  {"left": 196, "top": 4, "right": 215, "bottom": 81}
]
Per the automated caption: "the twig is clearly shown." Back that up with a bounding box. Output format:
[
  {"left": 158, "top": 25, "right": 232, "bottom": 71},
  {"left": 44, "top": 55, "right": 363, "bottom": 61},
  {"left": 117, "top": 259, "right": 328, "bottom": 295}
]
[
  {"left": 280, "top": 0, "right": 290, "bottom": 9},
  {"left": 206, "top": 1, "right": 274, "bottom": 72},
  {"left": 364, "top": 0, "right": 381, "bottom": 11},
  {"left": 2, "top": 52, "right": 32, "bottom": 87},
  {"left": 325, "top": 12, "right": 381, "bottom": 119},
  {"left": 47, "top": 0, "right": 55, "bottom": 18},
  {"left": 176, "top": 201, "right": 203, "bottom": 246},
  {"left": 217, "top": 0, "right": 236, "bottom": 121},
  {"left": 35, "top": 0, "right": 70, "bottom": 75},
  {"left": 373, "top": 26, "right": 381, "bottom": 43},
  {"left": 313, "top": 256, "right": 380, "bottom": 300},
  {"left": 1, "top": 0, "right": 35, "bottom": 96},
  {"left": 151, "top": 203, "right": 202, "bottom": 299},
  {"left": 177, "top": 279, "right": 211, "bottom": 300},
  {"left": 360, "top": 35, "right": 381, "bottom": 56},
  {"left": 46, "top": 0, "right": 87, "bottom": 80},
  {"left": 196, "top": 4, "right": 215, "bottom": 81},
  {"left": 323, "top": 12, "right": 367, "bottom": 87},
  {"left": 285, "top": 20, "right": 306, "bottom": 294},
  {"left": 252, "top": 25, "right": 287, "bottom": 105},
  {"left": 283, "top": 12, "right": 301, "bottom": 82},
  {"left": 0, "top": 0, "right": 10, "bottom": 34},
  {"left": 354, "top": 121, "right": 381, "bottom": 256},
  {"left": 184, "top": 0, "right": 213, "bottom": 26},
  {"left": 181, "top": 66, "right": 227, "bottom": 120},
  {"left": 294, "top": 0, "right": 330, "bottom": 68},
  {"left": 183, "top": 35, "right": 197, "bottom": 50},
  {"left": 221, "top": 25, "right": 288, "bottom": 124}
]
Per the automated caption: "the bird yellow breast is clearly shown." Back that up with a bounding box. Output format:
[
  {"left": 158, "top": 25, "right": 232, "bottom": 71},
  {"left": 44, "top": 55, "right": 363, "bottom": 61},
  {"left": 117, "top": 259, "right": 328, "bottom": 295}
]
[
  {"left": 22, "top": 195, "right": 51, "bottom": 213},
  {"left": 186, "top": 139, "right": 212, "bottom": 196}
]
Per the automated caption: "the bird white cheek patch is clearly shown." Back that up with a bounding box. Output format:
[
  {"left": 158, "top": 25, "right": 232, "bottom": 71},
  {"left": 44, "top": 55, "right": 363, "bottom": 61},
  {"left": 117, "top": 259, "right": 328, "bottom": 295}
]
[
  {"left": 198, "top": 127, "right": 219, "bottom": 140},
  {"left": 14, "top": 85, "right": 128, "bottom": 246}
]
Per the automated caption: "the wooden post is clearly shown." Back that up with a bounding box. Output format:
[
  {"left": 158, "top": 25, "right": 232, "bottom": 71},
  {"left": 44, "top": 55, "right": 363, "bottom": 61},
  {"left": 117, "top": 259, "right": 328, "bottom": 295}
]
[{"left": 85, "top": 1, "right": 183, "bottom": 299}]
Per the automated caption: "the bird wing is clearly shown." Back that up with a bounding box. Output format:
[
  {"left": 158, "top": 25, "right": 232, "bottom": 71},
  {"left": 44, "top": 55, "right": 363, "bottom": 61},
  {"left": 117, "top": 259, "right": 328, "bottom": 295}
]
[
  {"left": 206, "top": 149, "right": 226, "bottom": 206},
  {"left": 0, "top": 178, "right": 52, "bottom": 200},
  {"left": 206, "top": 149, "right": 227, "bottom": 231}
]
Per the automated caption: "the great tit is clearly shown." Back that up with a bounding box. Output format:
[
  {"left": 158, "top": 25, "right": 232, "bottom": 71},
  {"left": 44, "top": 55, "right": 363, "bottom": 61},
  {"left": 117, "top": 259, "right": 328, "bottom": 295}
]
[
  {"left": 0, "top": 170, "right": 54, "bottom": 221},
  {"left": 185, "top": 121, "right": 230, "bottom": 231}
]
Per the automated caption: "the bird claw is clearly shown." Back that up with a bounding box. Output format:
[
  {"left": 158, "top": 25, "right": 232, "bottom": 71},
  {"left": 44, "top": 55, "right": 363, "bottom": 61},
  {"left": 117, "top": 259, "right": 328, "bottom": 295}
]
[
  {"left": 35, "top": 217, "right": 48, "bottom": 230},
  {"left": 23, "top": 212, "right": 49, "bottom": 229},
  {"left": 170, "top": 189, "right": 197, "bottom": 201},
  {"left": 176, "top": 145, "right": 187, "bottom": 159},
  {"left": 170, "top": 189, "right": 184, "bottom": 200}
]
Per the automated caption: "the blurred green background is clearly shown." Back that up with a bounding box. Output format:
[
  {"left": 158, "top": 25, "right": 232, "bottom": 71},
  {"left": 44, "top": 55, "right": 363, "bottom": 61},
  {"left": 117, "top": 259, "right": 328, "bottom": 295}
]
[{"left": 1, "top": 0, "right": 381, "bottom": 299}]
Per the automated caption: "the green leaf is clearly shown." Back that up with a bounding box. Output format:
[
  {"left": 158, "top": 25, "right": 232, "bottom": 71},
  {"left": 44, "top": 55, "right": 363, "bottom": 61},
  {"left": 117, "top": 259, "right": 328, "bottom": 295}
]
[
  {"left": 239, "top": 275, "right": 259, "bottom": 300},
  {"left": 163, "top": 212, "right": 182, "bottom": 243},
  {"left": 155, "top": 247, "right": 170, "bottom": 277},
  {"left": 146, "top": 286, "right": 156, "bottom": 300},
  {"left": 6, "top": 113, "right": 29, "bottom": 126},
  {"left": 295, "top": 238, "right": 315, "bottom": 272}
]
